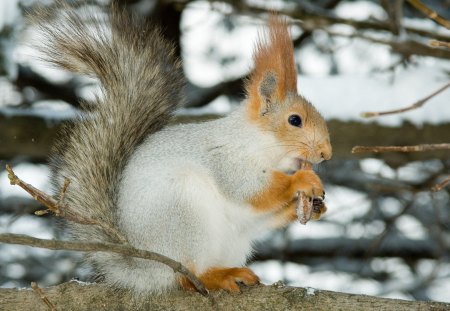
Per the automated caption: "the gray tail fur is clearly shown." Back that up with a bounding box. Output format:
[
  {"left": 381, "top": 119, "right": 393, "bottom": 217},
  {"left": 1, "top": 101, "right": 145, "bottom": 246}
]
[{"left": 33, "top": 3, "right": 183, "bottom": 248}]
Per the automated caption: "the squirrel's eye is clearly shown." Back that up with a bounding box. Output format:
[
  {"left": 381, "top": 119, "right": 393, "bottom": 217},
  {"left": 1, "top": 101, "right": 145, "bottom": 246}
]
[{"left": 288, "top": 114, "right": 302, "bottom": 127}]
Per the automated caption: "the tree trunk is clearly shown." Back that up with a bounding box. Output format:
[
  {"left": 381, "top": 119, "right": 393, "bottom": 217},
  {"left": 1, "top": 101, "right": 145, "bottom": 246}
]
[{"left": 1, "top": 281, "right": 449, "bottom": 311}]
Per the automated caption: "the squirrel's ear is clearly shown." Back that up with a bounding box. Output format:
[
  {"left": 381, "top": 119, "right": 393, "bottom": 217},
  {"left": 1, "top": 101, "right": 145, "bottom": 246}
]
[
  {"left": 246, "top": 15, "right": 297, "bottom": 118},
  {"left": 258, "top": 71, "right": 277, "bottom": 111}
]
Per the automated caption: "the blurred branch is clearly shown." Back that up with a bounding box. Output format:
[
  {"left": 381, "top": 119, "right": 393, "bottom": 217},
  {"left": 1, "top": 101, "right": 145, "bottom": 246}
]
[
  {"left": 361, "top": 81, "right": 450, "bottom": 118},
  {"left": 185, "top": 79, "right": 245, "bottom": 108},
  {"left": 380, "top": 0, "right": 404, "bottom": 35},
  {"left": 431, "top": 176, "right": 450, "bottom": 192},
  {"left": 15, "top": 65, "right": 81, "bottom": 108},
  {"left": 3, "top": 113, "right": 450, "bottom": 165},
  {"left": 0, "top": 233, "right": 208, "bottom": 296},
  {"left": 321, "top": 29, "right": 450, "bottom": 60},
  {"left": 352, "top": 143, "right": 450, "bottom": 154},
  {"left": 212, "top": 0, "right": 450, "bottom": 42},
  {"left": 406, "top": 0, "right": 450, "bottom": 29},
  {"left": 430, "top": 40, "right": 450, "bottom": 49},
  {"left": 253, "top": 236, "right": 441, "bottom": 261}
]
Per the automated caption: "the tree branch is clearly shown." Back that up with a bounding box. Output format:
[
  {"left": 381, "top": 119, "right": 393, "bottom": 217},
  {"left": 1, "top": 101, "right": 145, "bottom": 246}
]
[
  {"left": 3, "top": 165, "right": 208, "bottom": 296},
  {"left": 253, "top": 236, "right": 442, "bottom": 262},
  {"left": 0, "top": 233, "right": 208, "bottom": 296},
  {"left": 430, "top": 40, "right": 450, "bottom": 49},
  {"left": 352, "top": 143, "right": 450, "bottom": 154},
  {"left": 212, "top": 0, "right": 450, "bottom": 42},
  {"left": 361, "top": 82, "right": 450, "bottom": 118},
  {"left": 406, "top": 0, "right": 450, "bottom": 29},
  {"left": 319, "top": 29, "right": 450, "bottom": 60},
  {"left": 1, "top": 281, "right": 449, "bottom": 310},
  {"left": 431, "top": 176, "right": 450, "bottom": 192},
  {"left": 5, "top": 164, "right": 127, "bottom": 243}
]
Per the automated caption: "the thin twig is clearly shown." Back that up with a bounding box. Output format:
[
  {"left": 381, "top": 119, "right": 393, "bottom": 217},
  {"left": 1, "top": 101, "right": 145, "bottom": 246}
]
[
  {"left": 406, "top": 0, "right": 450, "bottom": 29},
  {"left": 431, "top": 176, "right": 450, "bottom": 192},
  {"left": 5, "top": 165, "right": 208, "bottom": 295},
  {"left": 0, "top": 233, "right": 209, "bottom": 296},
  {"left": 31, "top": 282, "right": 58, "bottom": 311},
  {"left": 6, "top": 164, "right": 127, "bottom": 243},
  {"left": 352, "top": 143, "right": 450, "bottom": 154},
  {"left": 6, "top": 164, "right": 60, "bottom": 213},
  {"left": 430, "top": 40, "right": 450, "bottom": 49},
  {"left": 361, "top": 81, "right": 450, "bottom": 118}
]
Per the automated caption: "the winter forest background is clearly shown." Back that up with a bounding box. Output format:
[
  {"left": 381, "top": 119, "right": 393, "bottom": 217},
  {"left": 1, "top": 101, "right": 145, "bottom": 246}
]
[{"left": 1, "top": 0, "right": 449, "bottom": 304}]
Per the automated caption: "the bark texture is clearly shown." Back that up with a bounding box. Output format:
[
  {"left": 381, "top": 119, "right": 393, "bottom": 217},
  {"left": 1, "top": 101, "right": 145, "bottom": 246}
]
[{"left": 1, "top": 281, "right": 449, "bottom": 311}]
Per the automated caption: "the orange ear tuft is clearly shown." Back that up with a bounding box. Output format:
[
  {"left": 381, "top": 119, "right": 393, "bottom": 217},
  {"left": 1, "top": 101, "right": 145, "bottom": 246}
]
[{"left": 246, "top": 15, "right": 297, "bottom": 115}]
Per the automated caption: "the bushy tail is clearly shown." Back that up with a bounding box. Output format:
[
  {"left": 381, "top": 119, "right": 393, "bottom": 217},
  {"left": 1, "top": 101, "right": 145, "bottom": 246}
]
[{"left": 33, "top": 3, "right": 184, "bottom": 244}]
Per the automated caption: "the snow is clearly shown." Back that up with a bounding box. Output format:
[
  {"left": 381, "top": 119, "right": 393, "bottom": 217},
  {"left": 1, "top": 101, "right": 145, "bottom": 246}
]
[
  {"left": 395, "top": 215, "right": 427, "bottom": 240},
  {"left": 181, "top": 1, "right": 259, "bottom": 87},
  {"left": 360, "top": 159, "right": 396, "bottom": 179},
  {"left": 0, "top": 215, "right": 54, "bottom": 240},
  {"left": 334, "top": 1, "right": 387, "bottom": 21},
  {"left": 0, "top": 0, "right": 20, "bottom": 30},
  {"left": 298, "top": 67, "right": 450, "bottom": 127},
  {"left": 306, "top": 287, "right": 316, "bottom": 296}
]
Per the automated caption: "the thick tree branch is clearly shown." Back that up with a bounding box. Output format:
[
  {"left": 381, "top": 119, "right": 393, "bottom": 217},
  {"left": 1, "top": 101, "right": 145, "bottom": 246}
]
[{"left": 1, "top": 281, "right": 449, "bottom": 311}]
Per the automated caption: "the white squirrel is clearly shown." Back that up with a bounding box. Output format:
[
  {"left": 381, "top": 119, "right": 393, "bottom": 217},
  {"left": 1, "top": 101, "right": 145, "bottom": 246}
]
[{"left": 35, "top": 3, "right": 332, "bottom": 295}]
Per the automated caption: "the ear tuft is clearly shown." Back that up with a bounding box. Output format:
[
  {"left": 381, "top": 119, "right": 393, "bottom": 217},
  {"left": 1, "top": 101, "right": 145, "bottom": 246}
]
[{"left": 246, "top": 15, "right": 297, "bottom": 116}]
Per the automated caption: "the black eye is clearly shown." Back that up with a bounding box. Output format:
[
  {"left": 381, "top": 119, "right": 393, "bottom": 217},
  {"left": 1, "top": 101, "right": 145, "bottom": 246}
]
[{"left": 288, "top": 114, "right": 302, "bottom": 127}]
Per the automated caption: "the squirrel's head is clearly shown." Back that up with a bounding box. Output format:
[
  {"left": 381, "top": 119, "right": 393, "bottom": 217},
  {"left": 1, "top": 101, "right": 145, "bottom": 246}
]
[{"left": 245, "top": 15, "right": 332, "bottom": 166}]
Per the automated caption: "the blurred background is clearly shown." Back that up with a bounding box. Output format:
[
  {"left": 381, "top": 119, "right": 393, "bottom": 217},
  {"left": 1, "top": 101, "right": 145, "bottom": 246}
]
[{"left": 1, "top": 0, "right": 449, "bottom": 303}]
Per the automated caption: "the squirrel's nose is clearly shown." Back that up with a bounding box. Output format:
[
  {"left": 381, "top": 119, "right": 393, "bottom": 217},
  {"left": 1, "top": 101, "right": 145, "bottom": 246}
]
[{"left": 319, "top": 143, "right": 332, "bottom": 161}]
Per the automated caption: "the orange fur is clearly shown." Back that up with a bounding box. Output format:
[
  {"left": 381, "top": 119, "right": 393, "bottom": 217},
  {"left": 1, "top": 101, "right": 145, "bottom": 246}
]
[
  {"left": 248, "top": 170, "right": 324, "bottom": 212},
  {"left": 179, "top": 267, "right": 259, "bottom": 293},
  {"left": 246, "top": 15, "right": 297, "bottom": 121}
]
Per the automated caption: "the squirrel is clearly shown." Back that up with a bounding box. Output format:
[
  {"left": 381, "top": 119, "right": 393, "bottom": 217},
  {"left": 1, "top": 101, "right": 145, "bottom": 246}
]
[{"left": 34, "top": 3, "right": 332, "bottom": 295}]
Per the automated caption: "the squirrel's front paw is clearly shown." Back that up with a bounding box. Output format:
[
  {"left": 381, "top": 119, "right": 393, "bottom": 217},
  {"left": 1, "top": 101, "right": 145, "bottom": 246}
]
[{"left": 291, "top": 170, "right": 324, "bottom": 199}]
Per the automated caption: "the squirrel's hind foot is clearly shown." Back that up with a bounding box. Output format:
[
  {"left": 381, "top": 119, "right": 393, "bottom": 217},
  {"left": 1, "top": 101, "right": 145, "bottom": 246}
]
[{"left": 179, "top": 267, "right": 260, "bottom": 293}]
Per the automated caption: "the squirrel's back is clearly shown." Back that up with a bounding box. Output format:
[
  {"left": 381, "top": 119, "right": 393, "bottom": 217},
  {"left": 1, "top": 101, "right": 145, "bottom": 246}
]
[{"left": 33, "top": 2, "right": 183, "bottom": 277}]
